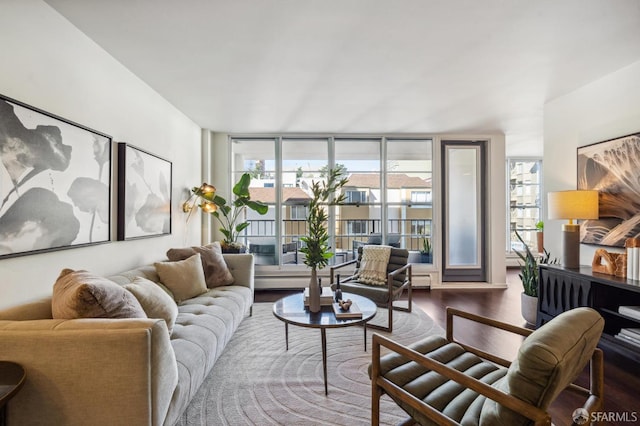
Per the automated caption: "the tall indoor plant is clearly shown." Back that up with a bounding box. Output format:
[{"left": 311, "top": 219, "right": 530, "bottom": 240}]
[
  {"left": 299, "top": 168, "right": 348, "bottom": 312},
  {"left": 188, "top": 173, "right": 268, "bottom": 252},
  {"left": 514, "top": 230, "right": 557, "bottom": 325},
  {"left": 420, "top": 236, "right": 432, "bottom": 263}
]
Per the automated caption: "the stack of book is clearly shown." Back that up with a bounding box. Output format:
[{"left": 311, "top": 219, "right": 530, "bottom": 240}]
[
  {"left": 614, "top": 328, "right": 640, "bottom": 349},
  {"left": 303, "top": 287, "right": 334, "bottom": 307},
  {"left": 618, "top": 305, "right": 640, "bottom": 321}
]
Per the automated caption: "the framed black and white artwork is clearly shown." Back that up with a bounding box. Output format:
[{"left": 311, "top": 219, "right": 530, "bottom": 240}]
[
  {"left": 578, "top": 132, "right": 640, "bottom": 247},
  {"left": 0, "top": 94, "right": 112, "bottom": 259},
  {"left": 117, "top": 143, "right": 172, "bottom": 240}
]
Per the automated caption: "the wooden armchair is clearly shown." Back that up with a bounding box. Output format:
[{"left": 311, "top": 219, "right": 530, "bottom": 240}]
[
  {"left": 370, "top": 307, "right": 604, "bottom": 426},
  {"left": 330, "top": 246, "right": 411, "bottom": 333}
]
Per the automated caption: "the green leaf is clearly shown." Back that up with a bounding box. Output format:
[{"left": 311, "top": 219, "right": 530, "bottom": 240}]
[
  {"left": 233, "top": 173, "right": 251, "bottom": 198},
  {"left": 235, "top": 222, "right": 250, "bottom": 233}
]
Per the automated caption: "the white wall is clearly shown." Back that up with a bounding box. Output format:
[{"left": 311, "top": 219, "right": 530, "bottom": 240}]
[
  {"left": 543, "top": 59, "right": 640, "bottom": 264},
  {"left": 0, "top": 0, "right": 202, "bottom": 309}
]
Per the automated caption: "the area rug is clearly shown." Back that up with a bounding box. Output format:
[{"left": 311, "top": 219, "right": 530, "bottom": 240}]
[{"left": 176, "top": 302, "right": 444, "bottom": 426}]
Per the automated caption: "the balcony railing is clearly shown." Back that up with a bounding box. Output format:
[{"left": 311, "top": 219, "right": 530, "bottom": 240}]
[{"left": 240, "top": 218, "right": 433, "bottom": 265}]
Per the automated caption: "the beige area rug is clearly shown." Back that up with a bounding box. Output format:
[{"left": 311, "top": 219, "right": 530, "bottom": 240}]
[{"left": 176, "top": 302, "right": 444, "bottom": 426}]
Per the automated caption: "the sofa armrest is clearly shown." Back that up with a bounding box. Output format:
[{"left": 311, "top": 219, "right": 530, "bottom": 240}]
[
  {"left": 223, "top": 253, "right": 254, "bottom": 291},
  {"left": 0, "top": 318, "right": 178, "bottom": 426}
]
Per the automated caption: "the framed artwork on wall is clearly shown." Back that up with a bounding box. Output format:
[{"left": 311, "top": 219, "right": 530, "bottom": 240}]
[
  {"left": 117, "top": 143, "right": 172, "bottom": 240},
  {"left": 577, "top": 132, "right": 640, "bottom": 247},
  {"left": 0, "top": 94, "right": 111, "bottom": 259}
]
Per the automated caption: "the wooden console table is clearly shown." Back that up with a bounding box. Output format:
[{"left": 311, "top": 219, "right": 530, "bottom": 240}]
[{"left": 538, "top": 264, "right": 640, "bottom": 363}]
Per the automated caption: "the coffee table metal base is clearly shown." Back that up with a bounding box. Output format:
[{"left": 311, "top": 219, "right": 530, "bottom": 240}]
[{"left": 273, "top": 292, "right": 376, "bottom": 395}]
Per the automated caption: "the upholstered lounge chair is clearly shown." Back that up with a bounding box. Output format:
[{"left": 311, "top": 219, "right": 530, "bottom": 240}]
[
  {"left": 330, "top": 246, "right": 412, "bottom": 333},
  {"left": 370, "top": 307, "right": 604, "bottom": 426}
]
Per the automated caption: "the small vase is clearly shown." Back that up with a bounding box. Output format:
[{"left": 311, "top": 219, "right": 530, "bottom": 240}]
[{"left": 308, "top": 268, "right": 321, "bottom": 313}]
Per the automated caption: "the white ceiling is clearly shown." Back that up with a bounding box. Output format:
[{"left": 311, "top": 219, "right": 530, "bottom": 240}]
[{"left": 45, "top": 0, "right": 640, "bottom": 155}]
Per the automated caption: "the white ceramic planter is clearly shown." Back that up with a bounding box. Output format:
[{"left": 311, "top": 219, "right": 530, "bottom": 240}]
[{"left": 521, "top": 292, "right": 538, "bottom": 326}]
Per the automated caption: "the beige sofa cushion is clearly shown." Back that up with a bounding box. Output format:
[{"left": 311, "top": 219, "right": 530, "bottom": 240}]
[
  {"left": 52, "top": 269, "right": 146, "bottom": 319},
  {"left": 167, "top": 242, "right": 234, "bottom": 288},
  {"left": 155, "top": 253, "right": 207, "bottom": 302},
  {"left": 124, "top": 277, "right": 179, "bottom": 334}
]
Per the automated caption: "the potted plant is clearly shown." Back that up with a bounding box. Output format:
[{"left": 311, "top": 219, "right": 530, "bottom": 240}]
[
  {"left": 299, "top": 168, "right": 348, "bottom": 312},
  {"left": 420, "top": 236, "right": 432, "bottom": 264},
  {"left": 187, "top": 173, "right": 268, "bottom": 252},
  {"left": 514, "top": 230, "right": 557, "bottom": 325},
  {"left": 535, "top": 220, "right": 544, "bottom": 254}
]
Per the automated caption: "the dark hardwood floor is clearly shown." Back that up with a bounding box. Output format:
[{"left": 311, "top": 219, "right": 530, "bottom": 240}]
[{"left": 255, "top": 269, "right": 639, "bottom": 426}]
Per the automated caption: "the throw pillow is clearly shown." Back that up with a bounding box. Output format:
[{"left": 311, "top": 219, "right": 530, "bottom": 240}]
[
  {"left": 166, "top": 241, "right": 234, "bottom": 288},
  {"left": 52, "top": 269, "right": 147, "bottom": 319},
  {"left": 155, "top": 253, "right": 208, "bottom": 302},
  {"left": 124, "top": 277, "right": 179, "bottom": 335},
  {"left": 355, "top": 245, "right": 392, "bottom": 286}
]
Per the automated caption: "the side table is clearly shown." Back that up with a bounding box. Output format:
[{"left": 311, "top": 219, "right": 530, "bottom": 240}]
[{"left": 0, "top": 361, "right": 26, "bottom": 426}]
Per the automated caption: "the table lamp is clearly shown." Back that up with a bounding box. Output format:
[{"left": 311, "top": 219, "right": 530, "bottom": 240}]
[{"left": 547, "top": 190, "right": 599, "bottom": 268}]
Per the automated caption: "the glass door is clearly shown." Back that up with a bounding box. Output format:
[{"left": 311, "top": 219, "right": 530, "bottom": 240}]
[{"left": 441, "top": 140, "right": 486, "bottom": 282}]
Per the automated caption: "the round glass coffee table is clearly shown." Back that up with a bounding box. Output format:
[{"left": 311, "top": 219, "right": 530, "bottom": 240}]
[{"left": 272, "top": 291, "right": 376, "bottom": 395}]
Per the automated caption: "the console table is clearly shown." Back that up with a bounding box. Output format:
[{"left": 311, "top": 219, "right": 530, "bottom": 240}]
[{"left": 538, "top": 264, "right": 640, "bottom": 363}]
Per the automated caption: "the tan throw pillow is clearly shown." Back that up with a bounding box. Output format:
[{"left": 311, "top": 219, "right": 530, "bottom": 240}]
[
  {"left": 155, "top": 253, "right": 207, "bottom": 302},
  {"left": 52, "top": 269, "right": 147, "bottom": 319},
  {"left": 124, "top": 277, "right": 179, "bottom": 335},
  {"left": 166, "top": 241, "right": 234, "bottom": 288}
]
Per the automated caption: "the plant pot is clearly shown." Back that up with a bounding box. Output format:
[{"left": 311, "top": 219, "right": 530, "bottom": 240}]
[
  {"left": 420, "top": 253, "right": 432, "bottom": 264},
  {"left": 521, "top": 292, "right": 538, "bottom": 326},
  {"left": 308, "top": 269, "right": 321, "bottom": 313},
  {"left": 536, "top": 232, "right": 544, "bottom": 254},
  {"left": 221, "top": 245, "right": 247, "bottom": 254}
]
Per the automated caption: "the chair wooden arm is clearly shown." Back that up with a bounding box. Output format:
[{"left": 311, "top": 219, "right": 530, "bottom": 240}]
[
  {"left": 388, "top": 262, "right": 411, "bottom": 279},
  {"left": 371, "top": 333, "right": 552, "bottom": 426}
]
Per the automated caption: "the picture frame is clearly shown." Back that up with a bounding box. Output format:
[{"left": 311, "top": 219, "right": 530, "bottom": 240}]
[
  {"left": 577, "top": 132, "right": 640, "bottom": 247},
  {"left": 0, "top": 94, "right": 112, "bottom": 259},
  {"left": 117, "top": 143, "right": 172, "bottom": 240}
]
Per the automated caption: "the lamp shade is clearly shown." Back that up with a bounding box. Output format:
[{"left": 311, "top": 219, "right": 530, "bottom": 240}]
[{"left": 547, "top": 190, "right": 599, "bottom": 220}]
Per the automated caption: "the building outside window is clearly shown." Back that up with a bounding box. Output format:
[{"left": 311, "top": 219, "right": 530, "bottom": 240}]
[
  {"left": 410, "top": 191, "right": 430, "bottom": 203},
  {"left": 345, "top": 190, "right": 368, "bottom": 203},
  {"left": 290, "top": 205, "right": 307, "bottom": 220},
  {"left": 347, "top": 220, "right": 369, "bottom": 235},
  {"left": 230, "top": 135, "right": 433, "bottom": 266}
]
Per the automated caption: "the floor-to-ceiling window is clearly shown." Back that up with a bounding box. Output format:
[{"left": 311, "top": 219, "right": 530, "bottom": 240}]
[
  {"left": 506, "top": 158, "right": 543, "bottom": 253},
  {"left": 229, "top": 135, "right": 433, "bottom": 267}
]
